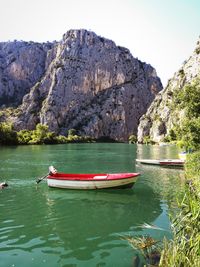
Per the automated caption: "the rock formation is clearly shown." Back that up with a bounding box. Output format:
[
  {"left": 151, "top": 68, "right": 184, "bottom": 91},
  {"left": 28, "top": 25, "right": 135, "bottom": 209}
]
[
  {"left": 0, "top": 41, "right": 53, "bottom": 106},
  {"left": 137, "top": 37, "right": 200, "bottom": 143},
  {"left": 0, "top": 29, "right": 162, "bottom": 141}
]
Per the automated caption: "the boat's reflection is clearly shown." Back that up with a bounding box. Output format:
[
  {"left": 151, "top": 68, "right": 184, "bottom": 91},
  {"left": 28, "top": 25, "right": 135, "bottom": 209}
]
[{"left": 42, "top": 185, "right": 162, "bottom": 261}]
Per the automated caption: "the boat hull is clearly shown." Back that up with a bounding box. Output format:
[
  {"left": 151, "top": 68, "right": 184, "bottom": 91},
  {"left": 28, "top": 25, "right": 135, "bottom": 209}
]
[
  {"left": 47, "top": 173, "right": 139, "bottom": 190},
  {"left": 136, "top": 159, "right": 184, "bottom": 167},
  {"left": 179, "top": 152, "right": 187, "bottom": 160}
]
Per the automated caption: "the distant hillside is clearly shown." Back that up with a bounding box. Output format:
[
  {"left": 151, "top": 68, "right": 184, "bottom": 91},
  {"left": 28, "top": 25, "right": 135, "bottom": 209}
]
[
  {"left": 0, "top": 29, "right": 162, "bottom": 141},
  {"left": 137, "top": 37, "right": 200, "bottom": 143}
]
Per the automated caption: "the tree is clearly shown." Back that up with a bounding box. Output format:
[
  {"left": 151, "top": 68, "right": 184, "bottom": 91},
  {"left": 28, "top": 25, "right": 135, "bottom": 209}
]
[
  {"left": 28, "top": 124, "right": 56, "bottom": 144},
  {"left": 17, "top": 129, "right": 32, "bottom": 144},
  {"left": 173, "top": 78, "right": 200, "bottom": 150},
  {"left": 177, "top": 79, "right": 200, "bottom": 118},
  {"left": 68, "top": 129, "right": 76, "bottom": 137},
  {"left": 0, "top": 122, "right": 18, "bottom": 145},
  {"left": 128, "top": 134, "right": 137, "bottom": 144},
  {"left": 178, "top": 118, "right": 200, "bottom": 151}
]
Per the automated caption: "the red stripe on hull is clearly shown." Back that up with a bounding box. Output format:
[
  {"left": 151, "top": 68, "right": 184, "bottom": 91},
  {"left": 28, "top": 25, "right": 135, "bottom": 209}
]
[{"left": 47, "top": 173, "right": 140, "bottom": 181}]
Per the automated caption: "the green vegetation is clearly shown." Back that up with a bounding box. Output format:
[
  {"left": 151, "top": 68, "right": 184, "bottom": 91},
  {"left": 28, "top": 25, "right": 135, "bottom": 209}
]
[
  {"left": 125, "top": 152, "right": 200, "bottom": 267},
  {"left": 163, "top": 129, "right": 176, "bottom": 143},
  {"left": 143, "top": 135, "right": 155, "bottom": 145},
  {"left": 129, "top": 77, "right": 200, "bottom": 266},
  {"left": 159, "top": 152, "right": 200, "bottom": 267},
  {"left": 126, "top": 78, "right": 200, "bottom": 266},
  {"left": 128, "top": 134, "right": 137, "bottom": 144},
  {"left": 195, "top": 46, "right": 200, "bottom": 54},
  {"left": 165, "top": 78, "right": 200, "bottom": 150},
  {"left": 178, "top": 68, "right": 185, "bottom": 78},
  {"left": 17, "top": 124, "right": 57, "bottom": 145},
  {"left": 149, "top": 80, "right": 200, "bottom": 265},
  {"left": 0, "top": 122, "right": 18, "bottom": 145},
  {"left": 0, "top": 123, "right": 93, "bottom": 145},
  {"left": 124, "top": 235, "right": 161, "bottom": 266}
]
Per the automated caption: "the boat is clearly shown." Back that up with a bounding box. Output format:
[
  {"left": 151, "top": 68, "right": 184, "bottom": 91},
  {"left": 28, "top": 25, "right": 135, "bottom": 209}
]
[
  {"left": 136, "top": 158, "right": 184, "bottom": 167},
  {"left": 44, "top": 166, "right": 140, "bottom": 190},
  {"left": 179, "top": 151, "right": 188, "bottom": 160}
]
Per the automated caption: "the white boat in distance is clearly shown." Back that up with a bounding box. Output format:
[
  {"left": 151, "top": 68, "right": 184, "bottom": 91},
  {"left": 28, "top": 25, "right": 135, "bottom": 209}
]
[{"left": 136, "top": 159, "right": 184, "bottom": 167}]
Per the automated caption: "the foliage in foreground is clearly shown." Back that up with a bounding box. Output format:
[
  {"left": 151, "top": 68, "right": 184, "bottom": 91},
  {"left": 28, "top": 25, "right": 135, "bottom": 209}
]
[
  {"left": 123, "top": 235, "right": 161, "bottom": 266},
  {"left": 124, "top": 152, "right": 200, "bottom": 267},
  {"left": 159, "top": 152, "right": 200, "bottom": 267}
]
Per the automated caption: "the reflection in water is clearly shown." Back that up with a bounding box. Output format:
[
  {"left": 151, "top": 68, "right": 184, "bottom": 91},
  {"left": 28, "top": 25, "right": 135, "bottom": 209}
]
[
  {"left": 136, "top": 143, "right": 181, "bottom": 160},
  {"left": 136, "top": 145, "right": 185, "bottom": 206},
  {"left": 0, "top": 184, "right": 162, "bottom": 266},
  {"left": 0, "top": 143, "right": 184, "bottom": 267},
  {"left": 43, "top": 188, "right": 162, "bottom": 260}
]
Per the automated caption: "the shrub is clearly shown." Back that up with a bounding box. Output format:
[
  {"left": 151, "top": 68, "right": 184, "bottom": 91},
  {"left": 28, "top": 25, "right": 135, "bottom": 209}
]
[
  {"left": 177, "top": 117, "right": 200, "bottom": 151},
  {"left": 17, "top": 129, "right": 32, "bottom": 144},
  {"left": 175, "top": 78, "right": 200, "bottom": 118},
  {"left": 143, "top": 135, "right": 155, "bottom": 145},
  {"left": 68, "top": 128, "right": 76, "bottom": 137},
  {"left": 55, "top": 135, "right": 68, "bottom": 144},
  {"left": 0, "top": 122, "right": 18, "bottom": 145},
  {"left": 128, "top": 134, "right": 137, "bottom": 144}
]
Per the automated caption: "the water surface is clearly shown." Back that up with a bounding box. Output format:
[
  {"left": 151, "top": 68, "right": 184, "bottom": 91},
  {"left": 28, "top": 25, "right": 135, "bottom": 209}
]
[{"left": 0, "top": 143, "right": 184, "bottom": 267}]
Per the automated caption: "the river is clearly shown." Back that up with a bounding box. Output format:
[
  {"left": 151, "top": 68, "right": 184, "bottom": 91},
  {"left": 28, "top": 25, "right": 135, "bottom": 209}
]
[{"left": 0, "top": 143, "right": 184, "bottom": 267}]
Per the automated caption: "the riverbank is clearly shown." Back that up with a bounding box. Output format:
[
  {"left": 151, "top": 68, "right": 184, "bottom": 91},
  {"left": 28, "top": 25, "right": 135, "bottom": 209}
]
[
  {"left": 159, "top": 151, "right": 200, "bottom": 266},
  {"left": 0, "top": 122, "right": 119, "bottom": 145}
]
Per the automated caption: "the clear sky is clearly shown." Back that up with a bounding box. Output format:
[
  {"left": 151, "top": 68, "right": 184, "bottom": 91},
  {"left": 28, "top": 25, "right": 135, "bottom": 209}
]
[{"left": 0, "top": 0, "right": 200, "bottom": 86}]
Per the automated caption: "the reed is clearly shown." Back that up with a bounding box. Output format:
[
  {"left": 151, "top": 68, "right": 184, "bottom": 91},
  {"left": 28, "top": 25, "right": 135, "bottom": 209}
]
[
  {"left": 159, "top": 151, "right": 200, "bottom": 267},
  {"left": 123, "top": 235, "right": 161, "bottom": 266},
  {"left": 123, "top": 152, "right": 200, "bottom": 266}
]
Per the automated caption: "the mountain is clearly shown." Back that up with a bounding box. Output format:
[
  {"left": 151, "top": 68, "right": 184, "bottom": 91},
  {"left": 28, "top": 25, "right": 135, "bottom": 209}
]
[
  {"left": 0, "top": 40, "right": 53, "bottom": 106},
  {"left": 137, "top": 37, "right": 200, "bottom": 143},
  {"left": 0, "top": 29, "right": 162, "bottom": 141}
]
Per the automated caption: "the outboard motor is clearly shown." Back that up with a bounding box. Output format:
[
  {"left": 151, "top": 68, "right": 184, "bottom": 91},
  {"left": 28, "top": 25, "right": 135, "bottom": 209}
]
[{"left": 49, "top": 166, "right": 57, "bottom": 175}]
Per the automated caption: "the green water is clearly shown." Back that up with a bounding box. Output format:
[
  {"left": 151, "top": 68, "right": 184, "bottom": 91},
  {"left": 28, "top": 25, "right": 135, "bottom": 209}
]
[{"left": 0, "top": 143, "right": 184, "bottom": 267}]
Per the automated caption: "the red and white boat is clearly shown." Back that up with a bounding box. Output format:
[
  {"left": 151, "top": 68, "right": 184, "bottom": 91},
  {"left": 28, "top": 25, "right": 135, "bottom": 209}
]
[
  {"left": 45, "top": 166, "right": 140, "bottom": 190},
  {"left": 136, "top": 158, "right": 184, "bottom": 167}
]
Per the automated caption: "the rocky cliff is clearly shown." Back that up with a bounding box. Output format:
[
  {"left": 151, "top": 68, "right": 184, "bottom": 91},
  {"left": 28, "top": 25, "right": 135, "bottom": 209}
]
[
  {"left": 0, "top": 29, "right": 162, "bottom": 141},
  {"left": 0, "top": 41, "right": 53, "bottom": 106},
  {"left": 137, "top": 37, "right": 200, "bottom": 143}
]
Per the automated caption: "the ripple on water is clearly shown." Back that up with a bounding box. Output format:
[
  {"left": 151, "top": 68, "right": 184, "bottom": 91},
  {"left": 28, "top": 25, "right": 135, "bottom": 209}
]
[{"left": 0, "top": 143, "right": 183, "bottom": 267}]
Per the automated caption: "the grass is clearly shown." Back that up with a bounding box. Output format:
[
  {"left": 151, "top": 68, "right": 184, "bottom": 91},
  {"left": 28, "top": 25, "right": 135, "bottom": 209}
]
[
  {"left": 122, "top": 235, "right": 161, "bottom": 266},
  {"left": 124, "top": 151, "right": 200, "bottom": 267},
  {"left": 159, "top": 151, "right": 200, "bottom": 267}
]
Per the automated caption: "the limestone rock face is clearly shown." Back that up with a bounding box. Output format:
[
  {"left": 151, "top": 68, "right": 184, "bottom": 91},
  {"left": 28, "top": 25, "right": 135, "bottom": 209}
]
[
  {"left": 137, "top": 37, "right": 200, "bottom": 143},
  {"left": 0, "top": 41, "right": 53, "bottom": 106},
  {"left": 0, "top": 29, "right": 162, "bottom": 141}
]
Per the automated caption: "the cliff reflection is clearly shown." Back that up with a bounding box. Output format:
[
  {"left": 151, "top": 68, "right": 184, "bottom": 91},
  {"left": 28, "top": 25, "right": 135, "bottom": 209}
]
[{"left": 43, "top": 187, "right": 162, "bottom": 261}]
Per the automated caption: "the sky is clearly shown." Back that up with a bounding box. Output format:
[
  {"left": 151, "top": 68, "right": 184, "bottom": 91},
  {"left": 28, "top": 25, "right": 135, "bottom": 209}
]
[{"left": 0, "top": 0, "right": 200, "bottom": 86}]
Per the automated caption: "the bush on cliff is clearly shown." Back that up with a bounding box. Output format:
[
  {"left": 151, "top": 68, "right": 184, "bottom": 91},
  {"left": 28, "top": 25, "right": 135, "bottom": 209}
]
[
  {"left": 165, "top": 78, "right": 200, "bottom": 150},
  {"left": 128, "top": 134, "right": 137, "bottom": 144}
]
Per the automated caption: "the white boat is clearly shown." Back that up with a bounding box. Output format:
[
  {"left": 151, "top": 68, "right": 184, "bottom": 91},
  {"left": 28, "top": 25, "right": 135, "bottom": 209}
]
[
  {"left": 44, "top": 166, "right": 140, "bottom": 190},
  {"left": 179, "top": 152, "right": 188, "bottom": 160},
  {"left": 136, "top": 158, "right": 184, "bottom": 167}
]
